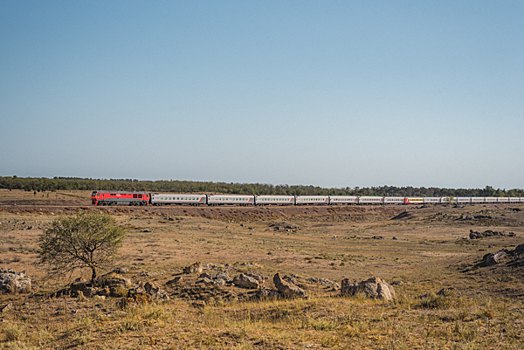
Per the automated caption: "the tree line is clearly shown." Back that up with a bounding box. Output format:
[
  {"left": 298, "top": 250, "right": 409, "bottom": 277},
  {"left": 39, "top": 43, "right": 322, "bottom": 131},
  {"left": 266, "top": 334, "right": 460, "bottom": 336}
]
[{"left": 1, "top": 176, "right": 522, "bottom": 197}]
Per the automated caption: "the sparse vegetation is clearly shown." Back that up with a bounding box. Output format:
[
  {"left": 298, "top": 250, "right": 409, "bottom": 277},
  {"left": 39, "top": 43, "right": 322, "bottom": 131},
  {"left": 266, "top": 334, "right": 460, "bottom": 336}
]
[
  {"left": 0, "top": 190, "right": 523, "bottom": 349},
  {"left": 37, "top": 211, "right": 126, "bottom": 284}
]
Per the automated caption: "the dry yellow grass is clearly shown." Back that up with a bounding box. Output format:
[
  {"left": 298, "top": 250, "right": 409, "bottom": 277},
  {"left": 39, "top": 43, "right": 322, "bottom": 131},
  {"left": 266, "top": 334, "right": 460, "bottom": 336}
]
[{"left": 1, "top": 190, "right": 523, "bottom": 349}]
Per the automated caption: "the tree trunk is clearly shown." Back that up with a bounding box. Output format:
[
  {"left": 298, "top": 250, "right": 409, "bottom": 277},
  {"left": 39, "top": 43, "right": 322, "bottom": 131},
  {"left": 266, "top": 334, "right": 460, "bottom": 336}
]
[{"left": 90, "top": 266, "right": 97, "bottom": 286}]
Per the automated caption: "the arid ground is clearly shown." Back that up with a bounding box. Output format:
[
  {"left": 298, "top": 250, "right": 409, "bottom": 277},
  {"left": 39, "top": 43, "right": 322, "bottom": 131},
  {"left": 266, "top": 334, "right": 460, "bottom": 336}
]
[{"left": 1, "top": 189, "right": 523, "bottom": 349}]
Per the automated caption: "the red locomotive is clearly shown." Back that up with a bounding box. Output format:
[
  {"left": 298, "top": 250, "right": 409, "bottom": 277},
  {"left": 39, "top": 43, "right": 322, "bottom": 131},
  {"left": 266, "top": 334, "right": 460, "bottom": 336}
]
[{"left": 91, "top": 191, "right": 150, "bottom": 206}]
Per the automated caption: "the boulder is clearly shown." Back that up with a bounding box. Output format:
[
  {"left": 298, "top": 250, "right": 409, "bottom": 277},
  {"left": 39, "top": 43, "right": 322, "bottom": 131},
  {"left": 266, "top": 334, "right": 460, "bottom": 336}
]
[
  {"left": 481, "top": 250, "right": 508, "bottom": 266},
  {"left": 341, "top": 277, "right": 395, "bottom": 301},
  {"left": 0, "top": 269, "right": 31, "bottom": 293},
  {"left": 183, "top": 262, "right": 203, "bottom": 274},
  {"left": 97, "top": 272, "right": 131, "bottom": 288},
  {"left": 273, "top": 273, "right": 308, "bottom": 299},
  {"left": 232, "top": 274, "right": 260, "bottom": 289},
  {"left": 144, "top": 282, "right": 170, "bottom": 300}
]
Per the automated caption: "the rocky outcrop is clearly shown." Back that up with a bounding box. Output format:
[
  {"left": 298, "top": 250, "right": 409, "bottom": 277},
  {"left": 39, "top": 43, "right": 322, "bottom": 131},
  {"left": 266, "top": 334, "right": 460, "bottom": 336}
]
[
  {"left": 480, "top": 244, "right": 524, "bottom": 267},
  {"left": 69, "top": 273, "right": 131, "bottom": 298},
  {"left": 0, "top": 269, "right": 31, "bottom": 293},
  {"left": 273, "top": 273, "right": 308, "bottom": 299},
  {"left": 268, "top": 222, "right": 299, "bottom": 232},
  {"left": 482, "top": 250, "right": 508, "bottom": 266},
  {"left": 232, "top": 274, "right": 260, "bottom": 289},
  {"left": 341, "top": 277, "right": 395, "bottom": 301},
  {"left": 469, "top": 230, "right": 515, "bottom": 239},
  {"left": 144, "top": 282, "right": 170, "bottom": 300},
  {"left": 183, "top": 262, "right": 203, "bottom": 274},
  {"left": 97, "top": 272, "right": 131, "bottom": 288}
]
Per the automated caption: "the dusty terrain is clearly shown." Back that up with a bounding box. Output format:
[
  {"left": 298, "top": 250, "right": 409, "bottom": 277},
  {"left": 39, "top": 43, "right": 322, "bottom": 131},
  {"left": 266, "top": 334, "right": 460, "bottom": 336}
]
[{"left": 1, "top": 190, "right": 523, "bottom": 349}]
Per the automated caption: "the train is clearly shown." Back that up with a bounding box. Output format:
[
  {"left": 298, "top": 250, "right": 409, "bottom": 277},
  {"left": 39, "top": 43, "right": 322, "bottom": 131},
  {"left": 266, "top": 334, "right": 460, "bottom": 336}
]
[{"left": 91, "top": 190, "right": 524, "bottom": 207}]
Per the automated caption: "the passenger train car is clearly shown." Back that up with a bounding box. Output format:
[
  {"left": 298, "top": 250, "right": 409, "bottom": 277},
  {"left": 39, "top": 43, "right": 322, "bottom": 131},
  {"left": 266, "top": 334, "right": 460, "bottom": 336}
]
[{"left": 91, "top": 191, "right": 524, "bottom": 206}]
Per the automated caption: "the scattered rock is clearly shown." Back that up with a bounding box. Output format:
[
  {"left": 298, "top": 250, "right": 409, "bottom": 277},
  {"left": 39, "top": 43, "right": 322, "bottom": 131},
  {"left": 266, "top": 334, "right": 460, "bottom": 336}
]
[
  {"left": 111, "top": 267, "right": 129, "bottom": 274},
  {"left": 97, "top": 272, "right": 132, "bottom": 289},
  {"left": 144, "top": 282, "right": 170, "bottom": 300},
  {"left": 268, "top": 222, "right": 299, "bottom": 232},
  {"left": 0, "top": 269, "right": 31, "bottom": 293},
  {"left": 341, "top": 277, "right": 395, "bottom": 301},
  {"left": 183, "top": 262, "right": 203, "bottom": 274},
  {"left": 240, "top": 286, "right": 280, "bottom": 301},
  {"left": 1, "top": 303, "right": 13, "bottom": 313},
  {"left": 482, "top": 250, "right": 508, "bottom": 267},
  {"left": 469, "top": 230, "right": 514, "bottom": 240},
  {"left": 235, "top": 262, "right": 263, "bottom": 268},
  {"left": 232, "top": 274, "right": 260, "bottom": 289},
  {"left": 306, "top": 277, "right": 340, "bottom": 288},
  {"left": 273, "top": 273, "right": 308, "bottom": 299},
  {"left": 481, "top": 244, "right": 524, "bottom": 267}
]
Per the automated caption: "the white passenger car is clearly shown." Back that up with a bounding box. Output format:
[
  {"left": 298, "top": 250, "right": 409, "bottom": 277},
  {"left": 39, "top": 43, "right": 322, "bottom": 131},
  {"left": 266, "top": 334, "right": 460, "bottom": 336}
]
[
  {"left": 440, "top": 197, "right": 456, "bottom": 204},
  {"left": 471, "top": 197, "right": 485, "bottom": 204},
  {"left": 295, "top": 196, "right": 329, "bottom": 205},
  {"left": 358, "top": 196, "right": 384, "bottom": 205},
  {"left": 151, "top": 193, "right": 207, "bottom": 206},
  {"left": 383, "top": 197, "right": 404, "bottom": 205},
  {"left": 423, "top": 197, "right": 441, "bottom": 204},
  {"left": 208, "top": 195, "right": 255, "bottom": 206},
  {"left": 509, "top": 197, "right": 520, "bottom": 203},
  {"left": 255, "top": 195, "right": 295, "bottom": 206},
  {"left": 497, "top": 197, "right": 509, "bottom": 203},
  {"left": 329, "top": 196, "right": 358, "bottom": 205},
  {"left": 484, "top": 197, "right": 497, "bottom": 203},
  {"left": 456, "top": 197, "right": 472, "bottom": 204}
]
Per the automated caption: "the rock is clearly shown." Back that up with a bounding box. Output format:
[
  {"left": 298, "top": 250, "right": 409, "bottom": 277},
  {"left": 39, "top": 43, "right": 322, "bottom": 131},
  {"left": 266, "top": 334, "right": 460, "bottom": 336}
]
[
  {"left": 97, "top": 273, "right": 131, "bottom": 288},
  {"left": 0, "top": 269, "right": 31, "bottom": 293},
  {"left": 199, "top": 273, "right": 213, "bottom": 279},
  {"left": 482, "top": 250, "right": 508, "bottom": 266},
  {"left": 243, "top": 272, "right": 267, "bottom": 283},
  {"left": 198, "top": 277, "right": 214, "bottom": 285},
  {"left": 241, "top": 286, "right": 280, "bottom": 301},
  {"left": 213, "top": 278, "right": 226, "bottom": 286},
  {"left": 215, "top": 272, "right": 230, "bottom": 281},
  {"left": 1, "top": 303, "right": 13, "bottom": 313},
  {"left": 306, "top": 277, "right": 340, "bottom": 288},
  {"left": 341, "top": 277, "right": 395, "bottom": 301},
  {"left": 144, "top": 282, "right": 170, "bottom": 300},
  {"left": 111, "top": 267, "right": 129, "bottom": 274},
  {"left": 183, "top": 262, "right": 203, "bottom": 274},
  {"left": 283, "top": 275, "right": 297, "bottom": 285},
  {"left": 273, "top": 273, "right": 308, "bottom": 299},
  {"left": 232, "top": 274, "right": 260, "bottom": 289}
]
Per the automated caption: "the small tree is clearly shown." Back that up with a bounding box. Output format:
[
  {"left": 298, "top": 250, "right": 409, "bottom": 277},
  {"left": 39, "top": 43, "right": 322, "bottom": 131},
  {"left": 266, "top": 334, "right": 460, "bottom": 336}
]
[{"left": 38, "top": 211, "right": 126, "bottom": 284}]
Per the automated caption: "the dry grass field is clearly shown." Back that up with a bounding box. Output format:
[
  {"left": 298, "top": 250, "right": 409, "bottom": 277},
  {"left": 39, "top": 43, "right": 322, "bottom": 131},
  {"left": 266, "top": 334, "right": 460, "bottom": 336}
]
[{"left": 1, "top": 190, "right": 523, "bottom": 349}]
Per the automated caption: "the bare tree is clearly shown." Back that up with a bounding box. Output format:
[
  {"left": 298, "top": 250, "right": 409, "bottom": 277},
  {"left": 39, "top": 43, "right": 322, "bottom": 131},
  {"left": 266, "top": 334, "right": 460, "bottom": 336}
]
[{"left": 38, "top": 211, "right": 126, "bottom": 284}]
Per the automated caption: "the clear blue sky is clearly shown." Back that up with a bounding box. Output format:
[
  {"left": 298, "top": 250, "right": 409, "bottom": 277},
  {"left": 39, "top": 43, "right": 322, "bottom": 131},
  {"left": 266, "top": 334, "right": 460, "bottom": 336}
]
[{"left": 1, "top": 1, "right": 523, "bottom": 189}]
